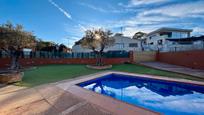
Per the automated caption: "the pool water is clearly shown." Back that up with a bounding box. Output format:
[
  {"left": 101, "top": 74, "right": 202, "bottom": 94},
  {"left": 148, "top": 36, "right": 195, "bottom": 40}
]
[{"left": 78, "top": 74, "right": 204, "bottom": 115}]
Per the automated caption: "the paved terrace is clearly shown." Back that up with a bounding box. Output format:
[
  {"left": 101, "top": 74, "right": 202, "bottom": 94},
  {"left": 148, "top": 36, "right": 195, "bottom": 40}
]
[
  {"left": 140, "top": 62, "right": 204, "bottom": 79},
  {"left": 0, "top": 72, "right": 161, "bottom": 115},
  {"left": 0, "top": 84, "right": 113, "bottom": 115},
  {"left": 1, "top": 71, "right": 204, "bottom": 115}
]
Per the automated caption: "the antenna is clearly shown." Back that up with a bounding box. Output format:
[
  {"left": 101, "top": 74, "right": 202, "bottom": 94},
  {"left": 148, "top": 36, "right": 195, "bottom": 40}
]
[
  {"left": 121, "top": 27, "right": 123, "bottom": 34},
  {"left": 65, "top": 37, "right": 78, "bottom": 48}
]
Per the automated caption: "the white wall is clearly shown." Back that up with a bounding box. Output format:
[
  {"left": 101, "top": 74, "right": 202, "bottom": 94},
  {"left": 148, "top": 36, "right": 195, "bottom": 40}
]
[
  {"left": 72, "top": 34, "right": 141, "bottom": 52},
  {"left": 107, "top": 35, "right": 141, "bottom": 52},
  {"left": 72, "top": 45, "right": 92, "bottom": 53},
  {"left": 145, "top": 30, "right": 193, "bottom": 52},
  {"left": 145, "top": 33, "right": 167, "bottom": 51}
]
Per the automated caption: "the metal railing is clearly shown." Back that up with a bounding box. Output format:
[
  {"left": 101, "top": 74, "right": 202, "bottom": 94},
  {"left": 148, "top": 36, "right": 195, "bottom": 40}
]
[
  {"left": 0, "top": 50, "right": 130, "bottom": 59},
  {"left": 167, "top": 44, "right": 204, "bottom": 52}
]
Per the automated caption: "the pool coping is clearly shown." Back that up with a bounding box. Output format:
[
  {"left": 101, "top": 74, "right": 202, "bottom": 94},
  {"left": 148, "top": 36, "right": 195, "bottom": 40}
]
[{"left": 56, "top": 71, "right": 204, "bottom": 115}]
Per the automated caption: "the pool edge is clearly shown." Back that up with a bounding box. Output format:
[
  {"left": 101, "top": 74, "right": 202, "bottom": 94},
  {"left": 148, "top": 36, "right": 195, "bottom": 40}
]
[{"left": 56, "top": 71, "right": 204, "bottom": 115}]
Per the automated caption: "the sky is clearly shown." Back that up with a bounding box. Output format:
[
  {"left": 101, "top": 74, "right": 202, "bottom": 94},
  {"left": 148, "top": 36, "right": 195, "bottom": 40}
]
[{"left": 0, "top": 0, "right": 204, "bottom": 47}]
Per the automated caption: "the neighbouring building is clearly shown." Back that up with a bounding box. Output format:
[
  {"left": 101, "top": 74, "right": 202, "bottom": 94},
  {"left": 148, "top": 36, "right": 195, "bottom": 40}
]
[
  {"left": 144, "top": 27, "right": 204, "bottom": 52},
  {"left": 72, "top": 27, "right": 204, "bottom": 53},
  {"left": 72, "top": 33, "right": 142, "bottom": 52}
]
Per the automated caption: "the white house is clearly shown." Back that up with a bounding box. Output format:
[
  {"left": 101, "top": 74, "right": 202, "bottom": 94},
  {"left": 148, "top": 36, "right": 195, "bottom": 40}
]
[
  {"left": 164, "top": 36, "right": 204, "bottom": 52},
  {"left": 72, "top": 27, "right": 204, "bottom": 53},
  {"left": 144, "top": 27, "right": 204, "bottom": 52},
  {"left": 72, "top": 33, "right": 141, "bottom": 52}
]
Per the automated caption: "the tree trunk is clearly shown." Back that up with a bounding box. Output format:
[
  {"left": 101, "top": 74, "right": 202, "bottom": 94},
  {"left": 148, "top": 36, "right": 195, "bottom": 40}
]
[
  {"left": 98, "top": 51, "right": 103, "bottom": 66},
  {"left": 10, "top": 50, "right": 20, "bottom": 70},
  {"left": 93, "top": 49, "right": 103, "bottom": 66},
  {"left": 96, "top": 52, "right": 100, "bottom": 66}
]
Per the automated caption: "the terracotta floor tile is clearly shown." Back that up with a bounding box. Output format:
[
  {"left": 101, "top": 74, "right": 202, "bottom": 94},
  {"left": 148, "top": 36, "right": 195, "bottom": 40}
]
[
  {"left": 1, "top": 99, "right": 59, "bottom": 115},
  {"left": 35, "top": 85, "right": 64, "bottom": 99},
  {"left": 0, "top": 88, "right": 43, "bottom": 112},
  {"left": 67, "top": 103, "right": 112, "bottom": 115},
  {"left": 46, "top": 92, "right": 84, "bottom": 112}
]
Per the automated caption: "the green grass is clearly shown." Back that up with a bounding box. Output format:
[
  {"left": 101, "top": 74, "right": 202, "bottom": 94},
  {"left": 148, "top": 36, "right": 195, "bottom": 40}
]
[{"left": 15, "top": 64, "right": 204, "bottom": 87}]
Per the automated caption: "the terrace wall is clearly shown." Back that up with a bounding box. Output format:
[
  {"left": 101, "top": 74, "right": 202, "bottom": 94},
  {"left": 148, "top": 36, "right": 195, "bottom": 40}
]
[{"left": 156, "top": 50, "right": 204, "bottom": 70}]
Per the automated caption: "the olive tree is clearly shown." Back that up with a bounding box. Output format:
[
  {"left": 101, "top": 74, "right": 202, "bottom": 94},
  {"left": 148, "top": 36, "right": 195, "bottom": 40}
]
[
  {"left": 0, "top": 21, "right": 36, "bottom": 70},
  {"left": 81, "top": 29, "right": 115, "bottom": 66}
]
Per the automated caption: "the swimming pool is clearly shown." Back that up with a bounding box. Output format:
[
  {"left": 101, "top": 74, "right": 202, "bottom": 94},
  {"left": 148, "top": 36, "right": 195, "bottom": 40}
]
[{"left": 78, "top": 73, "right": 204, "bottom": 115}]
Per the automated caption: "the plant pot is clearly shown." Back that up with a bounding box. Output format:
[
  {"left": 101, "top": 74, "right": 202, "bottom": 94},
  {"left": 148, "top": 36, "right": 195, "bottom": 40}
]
[{"left": 0, "top": 72, "right": 24, "bottom": 84}]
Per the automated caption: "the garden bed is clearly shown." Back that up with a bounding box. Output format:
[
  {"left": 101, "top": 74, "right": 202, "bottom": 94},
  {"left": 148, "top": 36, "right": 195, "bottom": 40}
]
[{"left": 86, "top": 65, "right": 112, "bottom": 70}]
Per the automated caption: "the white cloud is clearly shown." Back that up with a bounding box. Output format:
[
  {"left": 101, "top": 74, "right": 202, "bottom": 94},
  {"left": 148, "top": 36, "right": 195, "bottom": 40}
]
[
  {"left": 192, "top": 27, "right": 204, "bottom": 36},
  {"left": 122, "top": 27, "right": 140, "bottom": 37},
  {"left": 124, "top": 0, "right": 168, "bottom": 7},
  {"left": 60, "top": 0, "right": 204, "bottom": 39},
  {"left": 121, "top": 15, "right": 175, "bottom": 26},
  {"left": 77, "top": 23, "right": 108, "bottom": 31},
  {"left": 80, "top": 3, "right": 107, "bottom": 13},
  {"left": 131, "top": 0, "right": 167, "bottom": 5},
  {"left": 112, "top": 1, "right": 204, "bottom": 37},
  {"left": 78, "top": 24, "right": 87, "bottom": 32},
  {"left": 122, "top": 26, "right": 155, "bottom": 37},
  {"left": 80, "top": 2, "right": 139, "bottom": 13},
  {"left": 141, "top": 1, "right": 204, "bottom": 18},
  {"left": 75, "top": 14, "right": 176, "bottom": 37},
  {"left": 109, "top": 13, "right": 176, "bottom": 37},
  {"left": 48, "top": 0, "right": 72, "bottom": 19}
]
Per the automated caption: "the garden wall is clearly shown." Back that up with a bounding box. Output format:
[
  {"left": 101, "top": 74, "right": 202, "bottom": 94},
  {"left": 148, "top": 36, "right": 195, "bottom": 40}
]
[
  {"left": 157, "top": 50, "right": 204, "bottom": 70},
  {"left": 133, "top": 51, "right": 156, "bottom": 63},
  {"left": 0, "top": 57, "right": 131, "bottom": 69}
]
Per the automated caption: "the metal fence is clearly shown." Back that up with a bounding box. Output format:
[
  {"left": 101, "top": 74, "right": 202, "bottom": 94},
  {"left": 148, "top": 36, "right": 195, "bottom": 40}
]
[{"left": 0, "top": 50, "right": 130, "bottom": 59}]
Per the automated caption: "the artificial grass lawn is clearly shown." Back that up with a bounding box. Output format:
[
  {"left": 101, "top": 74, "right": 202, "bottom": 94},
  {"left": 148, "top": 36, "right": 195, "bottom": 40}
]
[{"left": 16, "top": 64, "right": 204, "bottom": 87}]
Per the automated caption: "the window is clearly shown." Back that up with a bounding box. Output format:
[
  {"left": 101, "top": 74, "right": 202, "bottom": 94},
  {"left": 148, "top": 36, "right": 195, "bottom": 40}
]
[
  {"left": 172, "top": 41, "right": 176, "bottom": 45},
  {"left": 160, "top": 32, "right": 172, "bottom": 38},
  {"left": 172, "top": 32, "right": 188, "bottom": 38},
  {"left": 115, "top": 43, "right": 124, "bottom": 49},
  {"left": 157, "top": 40, "right": 163, "bottom": 45},
  {"left": 129, "top": 43, "right": 138, "bottom": 47},
  {"left": 181, "top": 33, "right": 188, "bottom": 38},
  {"left": 178, "top": 41, "right": 193, "bottom": 45},
  {"left": 149, "top": 42, "right": 154, "bottom": 45}
]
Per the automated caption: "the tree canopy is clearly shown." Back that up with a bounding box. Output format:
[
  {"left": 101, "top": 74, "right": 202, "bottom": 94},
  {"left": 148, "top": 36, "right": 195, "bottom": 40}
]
[
  {"left": 0, "top": 21, "right": 36, "bottom": 50},
  {"left": 80, "top": 29, "right": 115, "bottom": 66},
  {"left": 132, "top": 31, "right": 147, "bottom": 40},
  {"left": 81, "top": 29, "right": 115, "bottom": 53}
]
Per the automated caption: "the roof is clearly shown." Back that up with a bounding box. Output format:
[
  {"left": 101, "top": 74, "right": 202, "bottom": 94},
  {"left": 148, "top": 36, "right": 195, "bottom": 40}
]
[
  {"left": 166, "top": 36, "right": 204, "bottom": 42},
  {"left": 147, "top": 27, "right": 193, "bottom": 36}
]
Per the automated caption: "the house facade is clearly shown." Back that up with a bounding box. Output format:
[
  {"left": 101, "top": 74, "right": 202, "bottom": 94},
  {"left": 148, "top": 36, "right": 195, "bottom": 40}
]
[
  {"left": 72, "top": 33, "right": 142, "bottom": 52},
  {"left": 144, "top": 27, "right": 204, "bottom": 52},
  {"left": 72, "top": 27, "right": 204, "bottom": 53}
]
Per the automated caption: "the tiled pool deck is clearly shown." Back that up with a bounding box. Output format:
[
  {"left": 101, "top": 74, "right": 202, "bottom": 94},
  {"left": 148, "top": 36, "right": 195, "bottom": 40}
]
[
  {"left": 1, "top": 71, "right": 204, "bottom": 115},
  {"left": 140, "top": 62, "right": 204, "bottom": 79}
]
